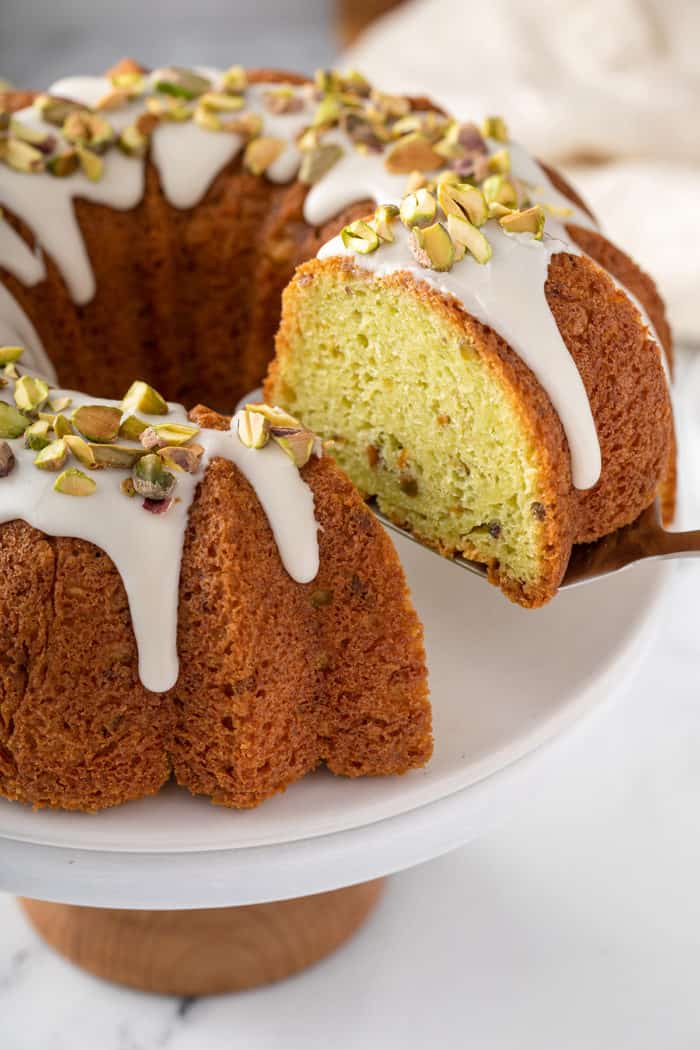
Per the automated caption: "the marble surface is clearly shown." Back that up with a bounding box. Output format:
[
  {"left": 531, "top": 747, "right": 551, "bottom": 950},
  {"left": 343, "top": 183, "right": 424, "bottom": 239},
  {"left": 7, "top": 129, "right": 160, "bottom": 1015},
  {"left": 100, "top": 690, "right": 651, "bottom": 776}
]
[{"left": 1, "top": 352, "right": 699, "bottom": 1049}]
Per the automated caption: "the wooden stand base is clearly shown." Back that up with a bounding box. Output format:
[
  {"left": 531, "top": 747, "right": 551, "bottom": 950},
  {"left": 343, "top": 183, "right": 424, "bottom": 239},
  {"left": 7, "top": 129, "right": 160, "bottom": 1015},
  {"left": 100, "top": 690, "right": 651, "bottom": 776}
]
[{"left": 20, "top": 879, "right": 384, "bottom": 996}]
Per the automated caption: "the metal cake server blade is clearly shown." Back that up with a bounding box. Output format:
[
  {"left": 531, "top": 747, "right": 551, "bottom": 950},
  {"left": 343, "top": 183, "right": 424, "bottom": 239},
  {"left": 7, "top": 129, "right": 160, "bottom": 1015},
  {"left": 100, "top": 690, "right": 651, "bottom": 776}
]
[{"left": 371, "top": 500, "right": 700, "bottom": 589}]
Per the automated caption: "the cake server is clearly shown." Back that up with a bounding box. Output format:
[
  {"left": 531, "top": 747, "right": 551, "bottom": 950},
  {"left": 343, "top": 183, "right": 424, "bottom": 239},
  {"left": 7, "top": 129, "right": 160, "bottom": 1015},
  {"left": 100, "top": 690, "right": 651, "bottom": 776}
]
[{"left": 373, "top": 500, "right": 700, "bottom": 589}]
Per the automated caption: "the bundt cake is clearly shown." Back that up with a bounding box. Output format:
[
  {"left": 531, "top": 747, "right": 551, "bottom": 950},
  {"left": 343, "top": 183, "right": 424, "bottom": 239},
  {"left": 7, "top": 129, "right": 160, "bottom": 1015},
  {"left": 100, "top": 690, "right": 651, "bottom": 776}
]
[
  {"left": 0, "top": 357, "right": 431, "bottom": 811},
  {"left": 0, "top": 62, "right": 674, "bottom": 609}
]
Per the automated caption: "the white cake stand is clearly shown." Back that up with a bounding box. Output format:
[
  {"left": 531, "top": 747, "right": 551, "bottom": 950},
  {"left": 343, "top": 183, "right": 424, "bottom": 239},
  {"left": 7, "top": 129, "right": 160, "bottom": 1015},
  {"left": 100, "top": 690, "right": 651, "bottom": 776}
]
[{"left": 0, "top": 534, "right": 673, "bottom": 996}]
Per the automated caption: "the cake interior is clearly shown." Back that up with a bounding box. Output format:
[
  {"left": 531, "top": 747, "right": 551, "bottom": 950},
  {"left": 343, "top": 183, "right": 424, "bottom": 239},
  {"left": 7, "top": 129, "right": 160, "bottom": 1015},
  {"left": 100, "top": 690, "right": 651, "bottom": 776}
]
[{"left": 276, "top": 271, "right": 550, "bottom": 590}]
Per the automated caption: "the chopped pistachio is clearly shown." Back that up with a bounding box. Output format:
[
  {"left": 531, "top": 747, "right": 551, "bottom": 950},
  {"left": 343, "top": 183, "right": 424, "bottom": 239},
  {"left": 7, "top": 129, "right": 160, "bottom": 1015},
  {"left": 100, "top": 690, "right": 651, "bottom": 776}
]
[
  {"left": 118, "top": 123, "right": 150, "bottom": 157},
  {"left": 158, "top": 444, "right": 203, "bottom": 473},
  {"left": 200, "top": 91, "right": 246, "bottom": 113},
  {"left": 89, "top": 443, "right": 147, "bottom": 469},
  {"left": 237, "top": 408, "right": 270, "bottom": 449},
  {"left": 143, "top": 496, "right": 173, "bottom": 515},
  {"left": 499, "top": 204, "right": 546, "bottom": 240},
  {"left": 48, "top": 396, "right": 72, "bottom": 414},
  {"left": 54, "top": 468, "right": 96, "bottom": 496},
  {"left": 225, "top": 112, "right": 263, "bottom": 139},
  {"left": 14, "top": 374, "right": 49, "bottom": 413},
  {"left": 132, "top": 453, "right": 176, "bottom": 500},
  {"left": 24, "top": 419, "right": 51, "bottom": 451},
  {"left": 63, "top": 433, "right": 97, "bottom": 468},
  {"left": 487, "top": 148, "right": 511, "bottom": 175},
  {"left": 312, "top": 95, "right": 341, "bottom": 128},
  {"left": 0, "top": 402, "right": 29, "bottom": 439},
  {"left": 94, "top": 88, "right": 133, "bottom": 111},
  {"left": 121, "top": 380, "right": 168, "bottom": 416},
  {"left": 0, "top": 440, "right": 14, "bottom": 477},
  {"left": 139, "top": 422, "right": 200, "bottom": 449},
  {"left": 446, "top": 213, "right": 492, "bottom": 264},
  {"left": 437, "top": 181, "right": 488, "bottom": 226},
  {"left": 34, "top": 438, "right": 67, "bottom": 471},
  {"left": 341, "top": 219, "right": 380, "bottom": 254},
  {"left": 481, "top": 174, "right": 518, "bottom": 207},
  {"left": 409, "top": 222, "right": 455, "bottom": 272},
  {"left": 153, "top": 66, "right": 212, "bottom": 100},
  {"left": 400, "top": 188, "right": 437, "bottom": 228},
  {"left": 243, "top": 136, "right": 285, "bottom": 175},
  {"left": 298, "top": 142, "right": 343, "bottom": 185},
  {"left": 262, "top": 86, "right": 304, "bottom": 115},
  {"left": 47, "top": 151, "right": 80, "bottom": 177},
  {"left": 0, "top": 346, "right": 23, "bottom": 366},
  {"left": 245, "top": 403, "right": 300, "bottom": 429},
  {"left": 34, "top": 94, "right": 86, "bottom": 127},
  {"left": 119, "top": 414, "right": 149, "bottom": 440},
  {"left": 121, "top": 476, "right": 136, "bottom": 497},
  {"left": 193, "top": 106, "right": 223, "bottom": 132},
  {"left": 76, "top": 146, "right": 104, "bottom": 181},
  {"left": 488, "top": 201, "right": 514, "bottom": 219},
  {"left": 146, "top": 96, "right": 192, "bottom": 122},
  {"left": 384, "top": 132, "right": 443, "bottom": 175},
  {"left": 9, "top": 119, "right": 56, "bottom": 154},
  {"left": 482, "top": 115, "right": 509, "bottom": 143},
  {"left": 370, "top": 90, "right": 410, "bottom": 119},
  {"left": 271, "top": 428, "right": 315, "bottom": 468},
  {"left": 63, "top": 111, "right": 115, "bottom": 153},
  {"left": 341, "top": 69, "right": 371, "bottom": 97},
  {"left": 72, "top": 404, "right": 122, "bottom": 443},
  {"left": 53, "top": 413, "right": 72, "bottom": 439},
  {"left": 110, "top": 72, "right": 147, "bottom": 95},
  {"left": 369, "top": 203, "right": 399, "bottom": 242},
  {"left": 314, "top": 69, "right": 341, "bottom": 94},
  {"left": 219, "top": 65, "right": 247, "bottom": 94},
  {"left": 2, "top": 138, "right": 45, "bottom": 173}
]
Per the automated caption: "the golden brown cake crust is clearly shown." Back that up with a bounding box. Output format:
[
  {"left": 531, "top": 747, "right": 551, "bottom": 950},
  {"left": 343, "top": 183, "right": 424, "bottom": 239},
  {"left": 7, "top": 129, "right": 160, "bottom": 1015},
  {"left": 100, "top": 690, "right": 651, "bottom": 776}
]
[
  {"left": 0, "top": 70, "right": 435, "bottom": 410},
  {"left": 0, "top": 407, "right": 431, "bottom": 811}
]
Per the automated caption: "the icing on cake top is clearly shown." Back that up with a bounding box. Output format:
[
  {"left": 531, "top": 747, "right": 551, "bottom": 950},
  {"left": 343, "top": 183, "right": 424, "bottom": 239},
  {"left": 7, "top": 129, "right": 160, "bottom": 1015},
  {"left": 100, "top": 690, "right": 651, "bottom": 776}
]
[{"left": 0, "top": 368, "right": 320, "bottom": 692}]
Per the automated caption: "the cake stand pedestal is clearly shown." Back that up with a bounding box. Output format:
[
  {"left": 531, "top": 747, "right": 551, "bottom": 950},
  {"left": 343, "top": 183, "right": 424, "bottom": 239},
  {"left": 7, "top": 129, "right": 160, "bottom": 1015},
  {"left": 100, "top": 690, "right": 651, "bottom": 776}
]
[{"left": 19, "top": 881, "right": 384, "bottom": 995}]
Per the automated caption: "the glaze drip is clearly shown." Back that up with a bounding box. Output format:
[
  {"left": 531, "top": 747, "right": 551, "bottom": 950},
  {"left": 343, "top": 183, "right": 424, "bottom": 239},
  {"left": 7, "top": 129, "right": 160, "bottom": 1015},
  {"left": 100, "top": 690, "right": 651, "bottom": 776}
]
[{"left": 0, "top": 386, "right": 319, "bottom": 692}]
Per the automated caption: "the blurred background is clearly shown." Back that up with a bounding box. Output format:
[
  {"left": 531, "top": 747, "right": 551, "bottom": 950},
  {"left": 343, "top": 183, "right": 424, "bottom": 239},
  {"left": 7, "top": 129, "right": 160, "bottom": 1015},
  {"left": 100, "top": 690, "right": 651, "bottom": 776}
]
[{"left": 1, "top": 0, "right": 698, "bottom": 345}]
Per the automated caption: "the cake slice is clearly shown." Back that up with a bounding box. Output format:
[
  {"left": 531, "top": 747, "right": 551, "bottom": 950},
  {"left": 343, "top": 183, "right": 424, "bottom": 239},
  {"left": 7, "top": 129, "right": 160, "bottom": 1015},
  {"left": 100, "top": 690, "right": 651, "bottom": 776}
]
[{"left": 267, "top": 191, "right": 675, "bottom": 607}]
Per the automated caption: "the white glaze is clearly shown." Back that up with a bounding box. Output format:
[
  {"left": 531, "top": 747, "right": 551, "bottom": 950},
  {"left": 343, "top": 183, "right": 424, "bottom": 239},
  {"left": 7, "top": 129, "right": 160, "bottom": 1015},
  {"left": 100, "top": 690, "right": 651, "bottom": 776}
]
[
  {"left": 0, "top": 387, "right": 319, "bottom": 692},
  {"left": 0, "top": 284, "right": 55, "bottom": 380},
  {"left": 0, "top": 72, "right": 314, "bottom": 300},
  {"left": 0, "top": 218, "right": 45, "bottom": 285}
]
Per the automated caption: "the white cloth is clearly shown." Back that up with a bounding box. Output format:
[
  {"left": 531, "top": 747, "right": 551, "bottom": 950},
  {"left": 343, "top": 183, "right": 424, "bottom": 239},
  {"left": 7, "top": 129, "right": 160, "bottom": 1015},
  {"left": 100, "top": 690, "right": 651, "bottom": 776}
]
[{"left": 342, "top": 0, "right": 700, "bottom": 342}]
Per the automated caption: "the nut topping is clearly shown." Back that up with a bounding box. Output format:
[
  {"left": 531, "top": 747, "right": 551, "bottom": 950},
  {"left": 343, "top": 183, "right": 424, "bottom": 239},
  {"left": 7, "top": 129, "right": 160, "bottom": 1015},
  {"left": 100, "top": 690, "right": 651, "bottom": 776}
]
[
  {"left": 54, "top": 468, "right": 96, "bottom": 496},
  {"left": 0, "top": 402, "right": 30, "bottom": 439},
  {"left": 409, "top": 222, "right": 455, "bottom": 272},
  {"left": 400, "top": 188, "right": 437, "bottom": 228},
  {"left": 121, "top": 380, "right": 168, "bottom": 417},
  {"left": 341, "top": 219, "right": 380, "bottom": 254},
  {"left": 243, "top": 136, "right": 285, "bottom": 175},
  {"left": 132, "top": 452, "right": 176, "bottom": 500},
  {"left": 14, "top": 374, "right": 49, "bottom": 414},
  {"left": 72, "top": 404, "right": 122, "bottom": 443},
  {"left": 34, "top": 438, "right": 68, "bottom": 472},
  {"left": 237, "top": 408, "right": 270, "bottom": 449},
  {"left": 0, "top": 440, "right": 15, "bottom": 477},
  {"left": 384, "top": 132, "right": 443, "bottom": 175}
]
